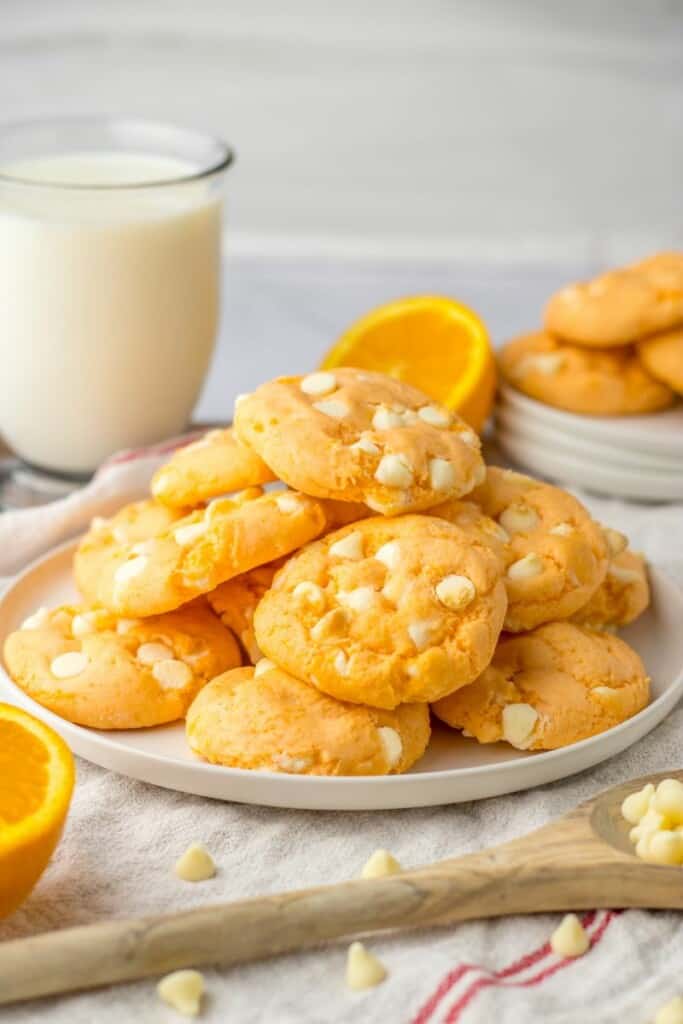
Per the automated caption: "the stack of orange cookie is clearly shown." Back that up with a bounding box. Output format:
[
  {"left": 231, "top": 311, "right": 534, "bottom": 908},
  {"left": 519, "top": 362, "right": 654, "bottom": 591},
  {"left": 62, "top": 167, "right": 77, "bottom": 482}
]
[
  {"left": 3, "top": 368, "right": 651, "bottom": 776},
  {"left": 499, "top": 251, "right": 683, "bottom": 415}
]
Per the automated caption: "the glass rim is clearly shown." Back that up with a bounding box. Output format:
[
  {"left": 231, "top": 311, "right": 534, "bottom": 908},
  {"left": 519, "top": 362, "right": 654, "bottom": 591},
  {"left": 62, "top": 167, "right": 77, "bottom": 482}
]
[{"left": 0, "top": 115, "right": 235, "bottom": 191}]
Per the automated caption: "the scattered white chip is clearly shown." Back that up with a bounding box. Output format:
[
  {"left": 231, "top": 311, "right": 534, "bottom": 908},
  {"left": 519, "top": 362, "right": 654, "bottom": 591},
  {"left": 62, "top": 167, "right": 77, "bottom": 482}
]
[
  {"left": 374, "top": 541, "right": 401, "bottom": 570},
  {"left": 174, "top": 843, "right": 216, "bottom": 883},
  {"left": 621, "top": 783, "right": 655, "bottom": 825},
  {"left": 157, "top": 969, "right": 205, "bottom": 1017},
  {"left": 292, "top": 581, "right": 326, "bottom": 611},
  {"left": 350, "top": 436, "right": 380, "bottom": 456},
  {"left": 275, "top": 492, "right": 303, "bottom": 515},
  {"left": 345, "top": 942, "right": 387, "bottom": 991},
  {"left": 137, "top": 642, "right": 174, "bottom": 666},
  {"left": 429, "top": 457, "right": 456, "bottom": 491},
  {"left": 374, "top": 453, "right": 414, "bottom": 489},
  {"left": 334, "top": 650, "right": 349, "bottom": 675},
  {"left": 254, "top": 658, "right": 276, "bottom": 678},
  {"left": 337, "top": 587, "right": 376, "bottom": 613},
  {"left": 499, "top": 503, "right": 540, "bottom": 534},
  {"left": 114, "top": 555, "right": 149, "bottom": 586},
  {"left": 435, "top": 574, "right": 476, "bottom": 611},
  {"left": 408, "top": 620, "right": 436, "bottom": 651},
  {"left": 549, "top": 522, "right": 574, "bottom": 537},
  {"left": 21, "top": 607, "right": 50, "bottom": 630},
  {"left": 174, "top": 521, "right": 208, "bottom": 547},
  {"left": 550, "top": 913, "right": 589, "bottom": 958},
  {"left": 417, "top": 404, "right": 450, "bottom": 427},
  {"left": 361, "top": 849, "right": 403, "bottom": 879},
  {"left": 372, "top": 406, "right": 405, "bottom": 430}
]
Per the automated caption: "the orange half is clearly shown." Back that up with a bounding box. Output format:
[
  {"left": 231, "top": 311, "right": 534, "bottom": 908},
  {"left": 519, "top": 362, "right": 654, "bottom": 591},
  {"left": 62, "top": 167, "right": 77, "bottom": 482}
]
[
  {"left": 321, "top": 295, "right": 496, "bottom": 432},
  {"left": 0, "top": 703, "right": 75, "bottom": 918}
]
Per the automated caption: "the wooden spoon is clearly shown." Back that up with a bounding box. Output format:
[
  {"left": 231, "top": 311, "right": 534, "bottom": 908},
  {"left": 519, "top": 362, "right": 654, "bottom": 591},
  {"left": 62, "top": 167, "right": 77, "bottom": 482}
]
[{"left": 1, "top": 769, "right": 681, "bottom": 1007}]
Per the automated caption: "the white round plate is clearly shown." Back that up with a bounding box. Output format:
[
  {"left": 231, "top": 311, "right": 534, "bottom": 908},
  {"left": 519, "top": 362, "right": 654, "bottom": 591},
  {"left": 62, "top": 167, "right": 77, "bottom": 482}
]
[
  {"left": 496, "top": 405, "right": 683, "bottom": 474},
  {"left": 1, "top": 541, "right": 683, "bottom": 811},
  {"left": 497, "top": 426, "right": 683, "bottom": 501},
  {"left": 499, "top": 383, "right": 683, "bottom": 457}
]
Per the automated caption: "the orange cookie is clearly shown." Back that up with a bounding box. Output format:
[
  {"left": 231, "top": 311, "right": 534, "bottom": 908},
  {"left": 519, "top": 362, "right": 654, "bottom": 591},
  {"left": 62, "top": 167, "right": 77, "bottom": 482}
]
[
  {"left": 150, "top": 427, "right": 276, "bottom": 508},
  {"left": 234, "top": 368, "right": 485, "bottom": 515},
  {"left": 544, "top": 251, "right": 683, "bottom": 347},
  {"left": 187, "top": 662, "right": 431, "bottom": 775},
  {"left": 207, "top": 562, "right": 282, "bottom": 664},
  {"left": 3, "top": 601, "right": 240, "bottom": 729},
  {"left": 254, "top": 514, "right": 507, "bottom": 709},
  {"left": 499, "top": 331, "right": 673, "bottom": 415},
  {"left": 432, "top": 622, "right": 650, "bottom": 750},
  {"left": 573, "top": 548, "right": 650, "bottom": 630},
  {"left": 95, "top": 488, "right": 327, "bottom": 617},
  {"left": 469, "top": 467, "right": 609, "bottom": 632},
  {"left": 637, "top": 327, "right": 683, "bottom": 396},
  {"left": 75, "top": 499, "right": 188, "bottom": 605}
]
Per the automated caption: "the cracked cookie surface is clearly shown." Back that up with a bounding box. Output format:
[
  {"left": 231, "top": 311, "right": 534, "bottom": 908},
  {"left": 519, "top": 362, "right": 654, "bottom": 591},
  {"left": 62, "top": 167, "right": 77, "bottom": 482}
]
[
  {"left": 432, "top": 621, "right": 649, "bottom": 750},
  {"left": 3, "top": 601, "right": 240, "bottom": 729},
  {"left": 253, "top": 514, "right": 507, "bottom": 709},
  {"left": 234, "top": 368, "right": 485, "bottom": 515},
  {"left": 186, "top": 662, "right": 430, "bottom": 775}
]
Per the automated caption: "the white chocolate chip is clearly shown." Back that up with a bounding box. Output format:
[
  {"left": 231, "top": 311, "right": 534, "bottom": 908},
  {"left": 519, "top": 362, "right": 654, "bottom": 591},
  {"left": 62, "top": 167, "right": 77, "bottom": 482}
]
[
  {"left": 550, "top": 913, "right": 589, "bottom": 958},
  {"left": 275, "top": 492, "right": 303, "bottom": 515},
  {"left": 312, "top": 398, "right": 348, "bottom": 419},
  {"left": 549, "top": 522, "right": 574, "bottom": 537},
  {"left": 361, "top": 849, "right": 402, "bottom": 879},
  {"left": 137, "top": 642, "right": 174, "bottom": 665},
  {"left": 157, "top": 969, "right": 204, "bottom": 1018},
  {"left": 654, "top": 778, "right": 683, "bottom": 823},
  {"left": 607, "top": 564, "right": 642, "bottom": 585},
  {"left": 471, "top": 462, "right": 487, "bottom": 486},
  {"left": 429, "top": 457, "right": 456, "bottom": 492},
  {"left": 502, "top": 703, "right": 538, "bottom": 748},
  {"left": 350, "top": 436, "right": 380, "bottom": 456},
  {"left": 377, "top": 726, "right": 403, "bottom": 768},
  {"left": 621, "top": 783, "right": 655, "bottom": 825},
  {"left": 374, "top": 541, "right": 401, "bottom": 570},
  {"left": 21, "top": 607, "right": 50, "bottom": 630},
  {"left": 329, "top": 530, "right": 364, "bottom": 560},
  {"left": 418, "top": 404, "right": 450, "bottom": 427},
  {"left": 71, "top": 612, "right": 101, "bottom": 637},
  {"left": 50, "top": 651, "right": 89, "bottom": 679},
  {"left": 273, "top": 753, "right": 312, "bottom": 773},
  {"left": 655, "top": 997, "right": 683, "bottom": 1024},
  {"left": 173, "top": 521, "right": 207, "bottom": 547},
  {"left": 113, "top": 555, "right": 149, "bottom": 586},
  {"left": 458, "top": 429, "right": 479, "bottom": 447},
  {"left": 517, "top": 352, "right": 565, "bottom": 376},
  {"left": 334, "top": 650, "right": 349, "bottom": 675},
  {"left": 311, "top": 608, "right": 348, "bottom": 640},
  {"left": 90, "top": 515, "right": 107, "bottom": 530},
  {"left": 372, "top": 406, "right": 405, "bottom": 430},
  {"left": 300, "top": 371, "right": 337, "bottom": 396},
  {"left": 603, "top": 527, "right": 628, "bottom": 557},
  {"left": 591, "top": 685, "right": 620, "bottom": 704},
  {"left": 346, "top": 942, "right": 387, "bottom": 991},
  {"left": 292, "top": 581, "right": 326, "bottom": 611},
  {"left": 337, "top": 586, "right": 376, "bottom": 613},
  {"left": 499, "top": 503, "right": 540, "bottom": 534},
  {"left": 152, "top": 659, "right": 193, "bottom": 689},
  {"left": 374, "top": 453, "right": 414, "bottom": 489},
  {"left": 507, "top": 553, "right": 544, "bottom": 580},
  {"left": 254, "top": 658, "right": 276, "bottom": 678},
  {"left": 174, "top": 843, "right": 216, "bottom": 882},
  {"left": 116, "top": 618, "right": 141, "bottom": 635},
  {"left": 434, "top": 574, "right": 476, "bottom": 611},
  {"left": 408, "top": 620, "right": 436, "bottom": 651},
  {"left": 234, "top": 392, "right": 250, "bottom": 406},
  {"left": 111, "top": 525, "right": 130, "bottom": 544},
  {"left": 647, "top": 830, "right": 683, "bottom": 866}
]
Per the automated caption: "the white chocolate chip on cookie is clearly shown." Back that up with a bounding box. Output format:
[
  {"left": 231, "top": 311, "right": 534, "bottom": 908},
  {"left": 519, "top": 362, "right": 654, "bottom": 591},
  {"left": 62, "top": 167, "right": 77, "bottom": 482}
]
[
  {"left": 502, "top": 703, "right": 538, "bottom": 748},
  {"left": 300, "top": 371, "right": 337, "bottom": 396},
  {"left": 435, "top": 574, "right": 476, "bottom": 611}
]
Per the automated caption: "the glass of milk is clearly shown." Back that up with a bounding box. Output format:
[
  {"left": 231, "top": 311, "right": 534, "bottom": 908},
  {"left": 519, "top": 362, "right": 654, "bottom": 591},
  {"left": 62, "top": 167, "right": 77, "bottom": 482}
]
[{"left": 0, "top": 117, "right": 234, "bottom": 477}]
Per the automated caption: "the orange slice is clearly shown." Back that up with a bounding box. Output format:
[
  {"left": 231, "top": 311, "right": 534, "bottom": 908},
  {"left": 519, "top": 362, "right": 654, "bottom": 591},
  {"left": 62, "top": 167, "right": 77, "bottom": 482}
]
[
  {"left": 321, "top": 295, "right": 496, "bottom": 432},
  {"left": 0, "top": 703, "right": 75, "bottom": 918}
]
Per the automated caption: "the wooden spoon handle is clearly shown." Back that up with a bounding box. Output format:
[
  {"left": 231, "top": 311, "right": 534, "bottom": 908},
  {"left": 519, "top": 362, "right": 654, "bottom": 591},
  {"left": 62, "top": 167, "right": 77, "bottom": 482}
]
[{"left": 0, "top": 850, "right": 523, "bottom": 1005}]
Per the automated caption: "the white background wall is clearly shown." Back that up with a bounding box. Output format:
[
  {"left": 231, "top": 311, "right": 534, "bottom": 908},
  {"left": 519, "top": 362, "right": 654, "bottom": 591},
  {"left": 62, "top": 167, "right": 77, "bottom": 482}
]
[{"left": 2, "top": 0, "right": 682, "bottom": 263}]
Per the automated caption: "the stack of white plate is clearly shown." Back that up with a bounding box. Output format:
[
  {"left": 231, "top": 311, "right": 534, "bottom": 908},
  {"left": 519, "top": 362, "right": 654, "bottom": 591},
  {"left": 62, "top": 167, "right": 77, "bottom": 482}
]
[{"left": 495, "top": 383, "right": 683, "bottom": 501}]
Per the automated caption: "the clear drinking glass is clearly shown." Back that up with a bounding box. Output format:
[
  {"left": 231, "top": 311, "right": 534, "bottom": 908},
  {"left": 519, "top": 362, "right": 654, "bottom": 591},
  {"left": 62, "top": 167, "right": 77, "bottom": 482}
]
[{"left": 0, "top": 117, "right": 234, "bottom": 488}]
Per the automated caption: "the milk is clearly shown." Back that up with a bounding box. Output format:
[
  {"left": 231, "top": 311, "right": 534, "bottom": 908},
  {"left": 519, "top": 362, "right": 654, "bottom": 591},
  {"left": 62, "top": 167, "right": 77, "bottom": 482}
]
[{"left": 0, "top": 152, "right": 223, "bottom": 474}]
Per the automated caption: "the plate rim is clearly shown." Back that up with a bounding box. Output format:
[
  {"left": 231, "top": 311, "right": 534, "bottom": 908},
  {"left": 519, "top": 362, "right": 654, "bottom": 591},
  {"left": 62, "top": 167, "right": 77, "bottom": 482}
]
[{"left": 2, "top": 538, "right": 683, "bottom": 808}]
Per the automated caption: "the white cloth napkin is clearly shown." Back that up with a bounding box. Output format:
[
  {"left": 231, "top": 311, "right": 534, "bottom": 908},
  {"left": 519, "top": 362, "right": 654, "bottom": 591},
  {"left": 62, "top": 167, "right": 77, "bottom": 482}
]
[{"left": 1, "top": 441, "right": 683, "bottom": 1024}]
